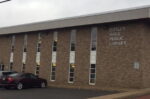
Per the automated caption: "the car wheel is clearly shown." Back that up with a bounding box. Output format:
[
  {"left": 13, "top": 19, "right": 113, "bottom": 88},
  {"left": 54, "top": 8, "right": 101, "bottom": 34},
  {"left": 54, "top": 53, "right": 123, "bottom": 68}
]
[
  {"left": 16, "top": 82, "right": 23, "bottom": 90},
  {"left": 40, "top": 82, "right": 46, "bottom": 88}
]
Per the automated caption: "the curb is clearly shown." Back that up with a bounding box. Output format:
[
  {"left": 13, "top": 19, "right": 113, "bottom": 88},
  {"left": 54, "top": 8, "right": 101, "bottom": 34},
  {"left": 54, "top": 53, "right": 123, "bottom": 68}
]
[{"left": 88, "top": 88, "right": 150, "bottom": 99}]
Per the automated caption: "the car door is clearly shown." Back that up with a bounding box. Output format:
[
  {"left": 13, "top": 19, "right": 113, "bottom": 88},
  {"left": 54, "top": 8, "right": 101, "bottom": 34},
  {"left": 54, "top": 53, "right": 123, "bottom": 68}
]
[
  {"left": 21, "top": 74, "right": 33, "bottom": 87},
  {"left": 29, "top": 74, "right": 41, "bottom": 87}
]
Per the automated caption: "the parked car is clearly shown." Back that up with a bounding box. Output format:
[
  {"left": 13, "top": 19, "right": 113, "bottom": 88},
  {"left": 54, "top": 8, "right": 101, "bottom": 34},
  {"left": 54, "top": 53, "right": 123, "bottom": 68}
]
[
  {"left": 0, "top": 71, "right": 17, "bottom": 84},
  {"left": 0, "top": 73, "right": 47, "bottom": 90}
]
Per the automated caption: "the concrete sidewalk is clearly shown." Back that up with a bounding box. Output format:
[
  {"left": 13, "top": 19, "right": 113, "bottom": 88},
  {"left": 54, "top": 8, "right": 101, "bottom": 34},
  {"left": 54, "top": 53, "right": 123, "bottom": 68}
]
[{"left": 88, "top": 88, "right": 150, "bottom": 99}]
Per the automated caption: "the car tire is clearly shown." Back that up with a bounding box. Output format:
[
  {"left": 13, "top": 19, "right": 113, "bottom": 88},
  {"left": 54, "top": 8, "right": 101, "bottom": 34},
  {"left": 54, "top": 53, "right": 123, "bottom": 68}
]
[
  {"left": 16, "top": 82, "right": 23, "bottom": 90},
  {"left": 40, "top": 82, "right": 46, "bottom": 88}
]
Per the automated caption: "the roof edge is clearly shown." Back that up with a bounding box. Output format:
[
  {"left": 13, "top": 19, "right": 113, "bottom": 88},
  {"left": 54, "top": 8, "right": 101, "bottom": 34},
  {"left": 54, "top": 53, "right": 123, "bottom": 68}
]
[{"left": 0, "top": 5, "right": 150, "bottom": 35}]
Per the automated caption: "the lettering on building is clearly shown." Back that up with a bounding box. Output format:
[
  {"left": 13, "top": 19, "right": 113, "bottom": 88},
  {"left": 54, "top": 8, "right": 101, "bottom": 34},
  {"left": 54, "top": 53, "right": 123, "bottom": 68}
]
[{"left": 109, "top": 26, "right": 127, "bottom": 46}]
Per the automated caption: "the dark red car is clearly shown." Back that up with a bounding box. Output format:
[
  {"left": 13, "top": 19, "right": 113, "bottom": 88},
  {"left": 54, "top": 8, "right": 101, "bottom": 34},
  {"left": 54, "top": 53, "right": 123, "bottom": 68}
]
[{"left": 0, "top": 73, "right": 47, "bottom": 90}]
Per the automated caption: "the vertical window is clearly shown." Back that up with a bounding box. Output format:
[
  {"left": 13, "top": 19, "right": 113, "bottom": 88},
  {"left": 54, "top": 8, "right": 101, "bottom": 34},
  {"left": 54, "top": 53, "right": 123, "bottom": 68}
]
[
  {"left": 50, "top": 32, "right": 58, "bottom": 81},
  {"left": 91, "top": 28, "right": 97, "bottom": 51},
  {"left": 21, "top": 34, "right": 28, "bottom": 72},
  {"left": 9, "top": 35, "right": 15, "bottom": 71},
  {"left": 89, "top": 27, "right": 97, "bottom": 85},
  {"left": 68, "top": 29, "right": 76, "bottom": 83},
  {"left": 35, "top": 33, "right": 41, "bottom": 76}
]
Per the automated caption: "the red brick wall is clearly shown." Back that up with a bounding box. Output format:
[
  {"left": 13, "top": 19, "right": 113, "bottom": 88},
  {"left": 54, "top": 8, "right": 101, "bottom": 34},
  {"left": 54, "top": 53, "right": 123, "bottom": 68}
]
[
  {"left": 141, "top": 21, "right": 150, "bottom": 88},
  {"left": 0, "top": 35, "right": 11, "bottom": 70},
  {"left": 25, "top": 33, "right": 38, "bottom": 73},
  {"left": 13, "top": 34, "right": 24, "bottom": 72}
]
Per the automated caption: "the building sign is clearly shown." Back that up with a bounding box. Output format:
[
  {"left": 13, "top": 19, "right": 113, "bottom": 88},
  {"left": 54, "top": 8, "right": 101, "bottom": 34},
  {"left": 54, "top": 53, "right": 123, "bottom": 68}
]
[{"left": 109, "top": 26, "right": 127, "bottom": 46}]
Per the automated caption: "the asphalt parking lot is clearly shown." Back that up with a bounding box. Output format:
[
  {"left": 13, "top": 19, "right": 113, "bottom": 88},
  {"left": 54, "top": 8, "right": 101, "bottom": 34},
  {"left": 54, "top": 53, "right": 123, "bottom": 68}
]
[{"left": 0, "top": 87, "right": 118, "bottom": 99}]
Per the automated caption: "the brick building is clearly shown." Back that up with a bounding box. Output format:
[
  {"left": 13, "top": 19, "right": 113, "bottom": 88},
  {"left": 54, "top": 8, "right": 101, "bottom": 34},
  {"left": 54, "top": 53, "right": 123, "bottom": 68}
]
[{"left": 0, "top": 6, "right": 150, "bottom": 89}]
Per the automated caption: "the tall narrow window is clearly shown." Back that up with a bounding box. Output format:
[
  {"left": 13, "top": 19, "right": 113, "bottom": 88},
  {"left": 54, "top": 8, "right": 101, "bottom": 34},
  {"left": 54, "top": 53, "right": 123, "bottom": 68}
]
[
  {"left": 68, "top": 29, "right": 76, "bottom": 83},
  {"left": 21, "top": 34, "right": 27, "bottom": 72},
  {"left": 89, "top": 27, "right": 97, "bottom": 85},
  {"left": 35, "top": 33, "right": 41, "bottom": 76},
  {"left": 50, "top": 31, "right": 58, "bottom": 81},
  {"left": 9, "top": 35, "right": 15, "bottom": 71}
]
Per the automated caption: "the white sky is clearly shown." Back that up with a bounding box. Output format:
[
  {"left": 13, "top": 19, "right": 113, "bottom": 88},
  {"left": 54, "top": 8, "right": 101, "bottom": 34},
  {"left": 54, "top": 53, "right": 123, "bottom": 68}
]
[{"left": 0, "top": 0, "right": 150, "bottom": 27}]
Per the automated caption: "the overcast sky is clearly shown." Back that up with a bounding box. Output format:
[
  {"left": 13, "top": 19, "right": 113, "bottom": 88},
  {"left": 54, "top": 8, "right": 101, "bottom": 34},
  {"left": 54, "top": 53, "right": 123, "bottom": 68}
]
[{"left": 0, "top": 0, "right": 150, "bottom": 28}]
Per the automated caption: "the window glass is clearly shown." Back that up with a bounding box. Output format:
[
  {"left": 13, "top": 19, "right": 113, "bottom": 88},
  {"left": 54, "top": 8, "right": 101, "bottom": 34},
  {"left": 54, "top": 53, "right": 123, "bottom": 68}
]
[
  {"left": 68, "top": 29, "right": 76, "bottom": 83},
  {"left": 91, "top": 69, "right": 95, "bottom": 73},
  {"left": 10, "top": 62, "right": 13, "bottom": 70},
  {"left": 69, "top": 78, "right": 74, "bottom": 82},
  {"left": 11, "top": 46, "right": 14, "bottom": 52},
  {"left": 30, "top": 74, "right": 37, "bottom": 79},
  {"left": 9, "top": 35, "right": 15, "bottom": 71},
  {"left": 22, "top": 34, "right": 28, "bottom": 72},
  {"left": 90, "top": 74, "right": 96, "bottom": 78},
  {"left": 24, "top": 48, "right": 27, "bottom": 52},
  {"left": 50, "top": 31, "right": 58, "bottom": 81},
  {"left": 91, "top": 64, "right": 96, "bottom": 68},
  {"left": 70, "top": 30, "right": 76, "bottom": 51},
  {"left": 91, "top": 27, "right": 97, "bottom": 51},
  {"left": 9, "top": 73, "right": 21, "bottom": 77},
  {"left": 70, "top": 73, "right": 74, "bottom": 77},
  {"left": 53, "top": 32, "right": 57, "bottom": 52},
  {"left": 51, "top": 76, "right": 55, "bottom": 80},
  {"left": 53, "top": 47, "right": 57, "bottom": 51},
  {"left": 35, "top": 33, "right": 41, "bottom": 76},
  {"left": 52, "top": 72, "right": 55, "bottom": 75},
  {"left": 89, "top": 27, "right": 97, "bottom": 85},
  {"left": 90, "top": 79, "right": 95, "bottom": 83}
]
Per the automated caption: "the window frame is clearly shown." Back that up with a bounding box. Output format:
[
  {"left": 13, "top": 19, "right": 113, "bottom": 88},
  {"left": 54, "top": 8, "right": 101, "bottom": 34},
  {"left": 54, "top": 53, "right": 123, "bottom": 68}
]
[
  {"left": 9, "top": 35, "right": 15, "bottom": 71},
  {"left": 50, "top": 31, "right": 58, "bottom": 81},
  {"left": 89, "top": 27, "right": 97, "bottom": 85},
  {"left": 21, "top": 34, "right": 28, "bottom": 72},
  {"left": 35, "top": 33, "right": 42, "bottom": 76},
  {"left": 68, "top": 29, "right": 76, "bottom": 83}
]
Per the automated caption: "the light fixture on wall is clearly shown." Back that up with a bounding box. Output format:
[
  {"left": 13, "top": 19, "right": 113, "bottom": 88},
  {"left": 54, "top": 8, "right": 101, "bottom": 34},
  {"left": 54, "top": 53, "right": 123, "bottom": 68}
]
[{"left": 0, "top": 0, "right": 11, "bottom": 3}]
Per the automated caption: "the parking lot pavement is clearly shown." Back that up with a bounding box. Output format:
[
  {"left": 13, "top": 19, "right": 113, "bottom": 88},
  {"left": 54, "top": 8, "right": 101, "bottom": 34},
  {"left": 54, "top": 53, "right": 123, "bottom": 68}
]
[
  {"left": 136, "top": 95, "right": 150, "bottom": 99},
  {"left": 0, "top": 87, "right": 118, "bottom": 99},
  {"left": 127, "top": 95, "right": 150, "bottom": 99}
]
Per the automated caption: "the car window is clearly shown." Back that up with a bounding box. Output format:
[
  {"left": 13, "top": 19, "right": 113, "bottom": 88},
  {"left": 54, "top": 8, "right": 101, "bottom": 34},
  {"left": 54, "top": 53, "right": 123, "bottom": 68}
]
[
  {"left": 22, "top": 74, "right": 37, "bottom": 79},
  {"left": 24, "top": 74, "right": 31, "bottom": 78},
  {"left": 0, "top": 72, "right": 16, "bottom": 78},
  {"left": 30, "top": 74, "right": 37, "bottom": 79},
  {"left": 2, "top": 72, "right": 14, "bottom": 76},
  {"left": 9, "top": 73, "right": 21, "bottom": 77}
]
